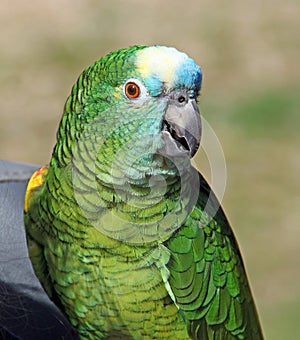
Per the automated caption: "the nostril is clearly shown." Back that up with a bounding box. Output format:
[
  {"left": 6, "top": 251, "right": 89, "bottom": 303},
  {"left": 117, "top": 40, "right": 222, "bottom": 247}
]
[{"left": 177, "top": 95, "right": 186, "bottom": 103}]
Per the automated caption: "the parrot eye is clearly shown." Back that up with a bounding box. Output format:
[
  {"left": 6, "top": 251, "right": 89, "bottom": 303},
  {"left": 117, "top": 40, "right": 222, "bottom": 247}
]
[
  {"left": 124, "top": 81, "right": 140, "bottom": 99},
  {"left": 123, "top": 78, "right": 149, "bottom": 103}
]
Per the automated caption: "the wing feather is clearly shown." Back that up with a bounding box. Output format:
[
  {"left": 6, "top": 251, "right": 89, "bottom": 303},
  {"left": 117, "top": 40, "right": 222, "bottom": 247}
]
[{"left": 164, "top": 173, "right": 263, "bottom": 339}]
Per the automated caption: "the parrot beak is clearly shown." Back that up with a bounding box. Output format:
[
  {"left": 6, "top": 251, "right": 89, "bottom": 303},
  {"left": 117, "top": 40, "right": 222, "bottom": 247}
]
[{"left": 159, "top": 90, "right": 201, "bottom": 158}]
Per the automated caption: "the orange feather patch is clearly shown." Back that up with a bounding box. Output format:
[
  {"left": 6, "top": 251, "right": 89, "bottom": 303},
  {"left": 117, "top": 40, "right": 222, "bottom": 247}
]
[{"left": 24, "top": 166, "right": 48, "bottom": 212}]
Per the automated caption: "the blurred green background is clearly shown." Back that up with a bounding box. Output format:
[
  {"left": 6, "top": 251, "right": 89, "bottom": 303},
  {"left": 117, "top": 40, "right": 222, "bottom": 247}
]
[{"left": 1, "top": 1, "right": 299, "bottom": 338}]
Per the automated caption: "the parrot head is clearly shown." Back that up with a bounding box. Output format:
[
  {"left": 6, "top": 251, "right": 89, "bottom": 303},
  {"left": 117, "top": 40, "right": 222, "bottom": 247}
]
[{"left": 55, "top": 45, "right": 202, "bottom": 179}]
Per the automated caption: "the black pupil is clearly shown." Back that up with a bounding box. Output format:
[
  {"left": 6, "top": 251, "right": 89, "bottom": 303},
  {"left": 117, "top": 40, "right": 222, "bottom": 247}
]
[{"left": 128, "top": 84, "right": 137, "bottom": 95}]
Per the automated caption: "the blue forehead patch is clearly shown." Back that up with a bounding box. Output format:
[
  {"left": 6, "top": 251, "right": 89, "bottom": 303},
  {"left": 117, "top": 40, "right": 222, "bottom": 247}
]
[{"left": 135, "top": 46, "right": 202, "bottom": 96}]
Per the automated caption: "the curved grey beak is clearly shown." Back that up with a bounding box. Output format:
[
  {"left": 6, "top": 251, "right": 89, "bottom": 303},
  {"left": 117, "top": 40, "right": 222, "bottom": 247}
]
[{"left": 160, "top": 90, "right": 201, "bottom": 158}]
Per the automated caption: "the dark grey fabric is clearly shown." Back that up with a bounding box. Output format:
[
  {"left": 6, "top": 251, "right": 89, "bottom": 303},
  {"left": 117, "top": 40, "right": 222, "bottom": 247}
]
[{"left": 0, "top": 160, "right": 78, "bottom": 339}]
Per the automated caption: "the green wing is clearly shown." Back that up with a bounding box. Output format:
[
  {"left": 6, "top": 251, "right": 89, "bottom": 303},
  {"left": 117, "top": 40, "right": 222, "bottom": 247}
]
[
  {"left": 24, "top": 166, "right": 55, "bottom": 298},
  {"left": 164, "top": 174, "right": 263, "bottom": 339}
]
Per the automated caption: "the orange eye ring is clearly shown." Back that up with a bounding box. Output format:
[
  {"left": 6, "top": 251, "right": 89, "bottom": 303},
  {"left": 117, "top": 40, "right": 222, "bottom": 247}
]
[{"left": 125, "top": 82, "right": 140, "bottom": 99}]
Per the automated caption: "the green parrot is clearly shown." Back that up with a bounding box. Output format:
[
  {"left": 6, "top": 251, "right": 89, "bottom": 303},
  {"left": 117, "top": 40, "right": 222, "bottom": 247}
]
[{"left": 24, "top": 45, "right": 263, "bottom": 339}]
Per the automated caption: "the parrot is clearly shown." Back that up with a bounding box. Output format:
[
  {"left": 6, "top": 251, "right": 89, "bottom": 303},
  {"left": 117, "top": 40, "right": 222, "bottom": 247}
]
[{"left": 24, "top": 45, "right": 263, "bottom": 339}]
